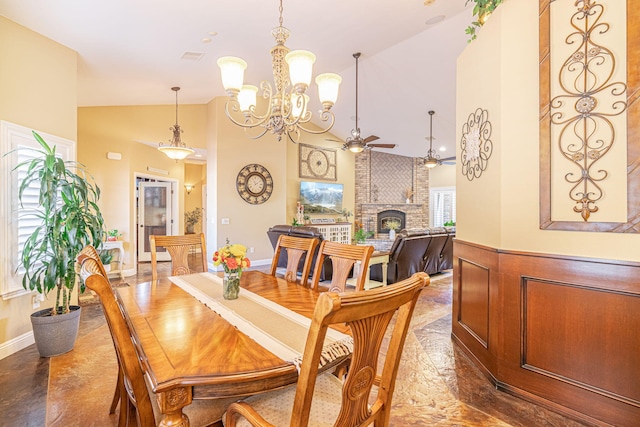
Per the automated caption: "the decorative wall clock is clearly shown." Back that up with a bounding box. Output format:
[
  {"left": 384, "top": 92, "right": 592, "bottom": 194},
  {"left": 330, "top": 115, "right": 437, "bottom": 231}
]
[
  {"left": 236, "top": 164, "right": 273, "bottom": 204},
  {"left": 299, "top": 143, "right": 337, "bottom": 181},
  {"left": 460, "top": 108, "right": 493, "bottom": 181}
]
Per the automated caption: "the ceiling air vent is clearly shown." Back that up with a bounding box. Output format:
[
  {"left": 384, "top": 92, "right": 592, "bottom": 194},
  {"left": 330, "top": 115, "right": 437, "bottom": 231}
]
[{"left": 181, "top": 52, "right": 205, "bottom": 61}]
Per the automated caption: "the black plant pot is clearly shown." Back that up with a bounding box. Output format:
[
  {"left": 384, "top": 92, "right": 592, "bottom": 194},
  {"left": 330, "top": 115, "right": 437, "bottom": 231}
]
[{"left": 30, "top": 305, "right": 81, "bottom": 357}]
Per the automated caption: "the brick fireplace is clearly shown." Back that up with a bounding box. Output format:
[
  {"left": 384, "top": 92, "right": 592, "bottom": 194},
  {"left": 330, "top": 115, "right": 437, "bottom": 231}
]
[{"left": 355, "top": 151, "right": 430, "bottom": 236}]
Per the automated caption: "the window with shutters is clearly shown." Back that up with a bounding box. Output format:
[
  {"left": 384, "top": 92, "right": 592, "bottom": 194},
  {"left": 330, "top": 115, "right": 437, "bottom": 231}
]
[
  {"left": 430, "top": 186, "right": 456, "bottom": 228},
  {"left": 1, "top": 121, "right": 75, "bottom": 299}
]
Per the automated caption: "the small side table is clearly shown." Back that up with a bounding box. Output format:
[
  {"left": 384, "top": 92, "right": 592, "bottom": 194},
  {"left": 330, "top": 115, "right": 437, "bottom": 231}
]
[
  {"left": 348, "top": 250, "right": 390, "bottom": 290},
  {"left": 101, "top": 240, "right": 124, "bottom": 280}
]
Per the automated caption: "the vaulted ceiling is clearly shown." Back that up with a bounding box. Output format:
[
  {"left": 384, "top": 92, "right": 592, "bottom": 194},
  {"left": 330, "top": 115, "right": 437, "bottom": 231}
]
[{"left": 0, "top": 0, "right": 473, "bottom": 158}]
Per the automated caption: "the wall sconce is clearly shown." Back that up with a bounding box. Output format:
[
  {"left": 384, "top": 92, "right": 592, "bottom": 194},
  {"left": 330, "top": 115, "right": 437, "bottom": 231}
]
[{"left": 184, "top": 184, "right": 194, "bottom": 195}]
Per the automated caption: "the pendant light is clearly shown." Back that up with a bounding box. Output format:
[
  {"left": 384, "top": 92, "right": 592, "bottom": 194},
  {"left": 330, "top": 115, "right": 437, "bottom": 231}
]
[{"left": 158, "top": 87, "right": 194, "bottom": 160}]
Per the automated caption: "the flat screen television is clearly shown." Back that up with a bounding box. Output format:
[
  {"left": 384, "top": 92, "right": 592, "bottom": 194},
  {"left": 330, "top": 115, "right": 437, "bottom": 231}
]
[{"left": 300, "top": 181, "right": 343, "bottom": 214}]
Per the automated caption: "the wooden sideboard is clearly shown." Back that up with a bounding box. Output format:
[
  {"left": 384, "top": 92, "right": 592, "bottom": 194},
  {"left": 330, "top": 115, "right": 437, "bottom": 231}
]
[
  {"left": 452, "top": 239, "right": 640, "bottom": 427},
  {"left": 312, "top": 222, "right": 352, "bottom": 245}
]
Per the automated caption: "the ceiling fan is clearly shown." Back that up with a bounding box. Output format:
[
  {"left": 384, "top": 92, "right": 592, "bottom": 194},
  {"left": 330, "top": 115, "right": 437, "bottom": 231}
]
[
  {"left": 423, "top": 110, "right": 455, "bottom": 168},
  {"left": 327, "top": 52, "right": 396, "bottom": 153}
]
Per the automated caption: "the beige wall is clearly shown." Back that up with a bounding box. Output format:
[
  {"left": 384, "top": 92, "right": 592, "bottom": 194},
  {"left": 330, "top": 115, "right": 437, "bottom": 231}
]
[
  {"left": 78, "top": 104, "right": 208, "bottom": 269},
  {"left": 184, "top": 164, "right": 205, "bottom": 233},
  {"left": 206, "top": 97, "right": 355, "bottom": 267},
  {"left": 456, "top": 0, "right": 640, "bottom": 261},
  {"left": 0, "top": 17, "right": 77, "bottom": 350},
  {"left": 429, "top": 163, "right": 456, "bottom": 188},
  {"left": 285, "top": 130, "right": 356, "bottom": 224}
]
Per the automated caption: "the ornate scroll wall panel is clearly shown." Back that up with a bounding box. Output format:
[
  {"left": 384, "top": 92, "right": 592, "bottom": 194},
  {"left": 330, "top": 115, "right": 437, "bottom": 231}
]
[
  {"left": 540, "top": 0, "right": 640, "bottom": 232},
  {"left": 550, "top": 0, "right": 627, "bottom": 222},
  {"left": 460, "top": 108, "right": 494, "bottom": 181}
]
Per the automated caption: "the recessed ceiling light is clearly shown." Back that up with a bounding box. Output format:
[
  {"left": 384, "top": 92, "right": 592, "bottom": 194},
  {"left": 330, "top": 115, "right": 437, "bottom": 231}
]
[
  {"left": 426, "top": 15, "right": 446, "bottom": 25},
  {"left": 423, "top": 0, "right": 436, "bottom": 5},
  {"left": 439, "top": 146, "right": 447, "bottom": 152},
  {"left": 201, "top": 38, "right": 212, "bottom": 44},
  {"left": 208, "top": 31, "right": 218, "bottom": 36}
]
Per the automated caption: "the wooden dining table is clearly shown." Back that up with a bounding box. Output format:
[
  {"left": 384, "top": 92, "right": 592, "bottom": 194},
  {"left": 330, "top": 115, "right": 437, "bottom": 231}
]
[{"left": 115, "top": 270, "right": 351, "bottom": 426}]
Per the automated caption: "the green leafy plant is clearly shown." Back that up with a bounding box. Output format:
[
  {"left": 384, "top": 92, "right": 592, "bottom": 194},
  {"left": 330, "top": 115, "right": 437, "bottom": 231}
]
[
  {"left": 444, "top": 220, "right": 456, "bottom": 227},
  {"left": 465, "top": 0, "right": 504, "bottom": 41},
  {"left": 353, "top": 221, "right": 374, "bottom": 244},
  {"left": 292, "top": 218, "right": 302, "bottom": 227},
  {"left": 16, "top": 131, "right": 104, "bottom": 315},
  {"left": 107, "top": 229, "right": 119, "bottom": 238},
  {"left": 184, "top": 208, "right": 201, "bottom": 228},
  {"left": 99, "top": 250, "right": 113, "bottom": 265}
]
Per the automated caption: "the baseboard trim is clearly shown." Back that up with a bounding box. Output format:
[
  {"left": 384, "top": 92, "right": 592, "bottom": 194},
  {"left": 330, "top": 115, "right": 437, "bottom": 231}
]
[{"left": 0, "top": 330, "right": 34, "bottom": 360}]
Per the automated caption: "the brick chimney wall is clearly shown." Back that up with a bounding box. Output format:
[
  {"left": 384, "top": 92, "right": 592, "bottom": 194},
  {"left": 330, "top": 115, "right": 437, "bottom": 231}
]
[{"left": 355, "top": 151, "right": 430, "bottom": 235}]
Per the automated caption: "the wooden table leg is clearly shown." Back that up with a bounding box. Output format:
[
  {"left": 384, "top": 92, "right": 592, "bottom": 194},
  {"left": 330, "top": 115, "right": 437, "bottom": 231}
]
[{"left": 157, "top": 387, "right": 192, "bottom": 426}]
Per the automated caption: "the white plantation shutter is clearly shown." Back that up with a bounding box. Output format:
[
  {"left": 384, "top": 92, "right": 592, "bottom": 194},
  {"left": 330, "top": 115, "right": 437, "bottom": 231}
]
[
  {"left": 15, "top": 146, "right": 48, "bottom": 276},
  {"left": 1, "top": 121, "right": 75, "bottom": 299},
  {"left": 430, "top": 187, "right": 456, "bottom": 228}
]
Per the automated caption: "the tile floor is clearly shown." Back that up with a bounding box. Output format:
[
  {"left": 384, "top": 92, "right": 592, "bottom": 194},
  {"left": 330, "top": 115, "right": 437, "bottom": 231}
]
[{"left": 0, "top": 260, "right": 591, "bottom": 426}]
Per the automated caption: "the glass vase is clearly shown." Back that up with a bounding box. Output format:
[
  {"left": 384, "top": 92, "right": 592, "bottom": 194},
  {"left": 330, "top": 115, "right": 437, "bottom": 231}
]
[{"left": 223, "top": 270, "right": 240, "bottom": 300}]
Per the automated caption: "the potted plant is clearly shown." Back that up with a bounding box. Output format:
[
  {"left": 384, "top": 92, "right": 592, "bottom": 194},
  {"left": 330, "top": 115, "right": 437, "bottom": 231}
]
[
  {"left": 106, "top": 229, "right": 119, "bottom": 241},
  {"left": 353, "top": 221, "right": 374, "bottom": 244},
  {"left": 99, "top": 250, "right": 113, "bottom": 272},
  {"left": 184, "top": 208, "right": 201, "bottom": 234},
  {"left": 386, "top": 219, "right": 401, "bottom": 240},
  {"left": 465, "top": 0, "right": 504, "bottom": 41},
  {"left": 16, "top": 131, "right": 104, "bottom": 357}
]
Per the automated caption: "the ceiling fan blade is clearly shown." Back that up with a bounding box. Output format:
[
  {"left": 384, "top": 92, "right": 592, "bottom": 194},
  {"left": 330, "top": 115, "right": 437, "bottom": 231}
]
[
  {"left": 325, "top": 138, "right": 344, "bottom": 143},
  {"left": 367, "top": 143, "right": 396, "bottom": 149},
  {"left": 440, "top": 156, "right": 456, "bottom": 161},
  {"left": 363, "top": 135, "right": 380, "bottom": 143}
]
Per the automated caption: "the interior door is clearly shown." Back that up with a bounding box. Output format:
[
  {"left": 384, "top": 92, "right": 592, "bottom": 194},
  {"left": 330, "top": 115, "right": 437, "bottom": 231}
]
[{"left": 138, "top": 181, "right": 172, "bottom": 261}]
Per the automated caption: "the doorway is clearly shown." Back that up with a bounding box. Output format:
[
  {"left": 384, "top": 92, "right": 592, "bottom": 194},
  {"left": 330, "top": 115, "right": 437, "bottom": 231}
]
[{"left": 135, "top": 175, "right": 178, "bottom": 262}]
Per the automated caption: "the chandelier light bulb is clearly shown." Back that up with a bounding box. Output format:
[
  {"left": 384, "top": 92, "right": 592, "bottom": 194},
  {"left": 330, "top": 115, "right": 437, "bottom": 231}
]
[
  {"left": 316, "top": 73, "right": 342, "bottom": 108},
  {"left": 285, "top": 50, "right": 316, "bottom": 89},
  {"left": 217, "top": 56, "right": 247, "bottom": 94},
  {"left": 238, "top": 85, "right": 258, "bottom": 112}
]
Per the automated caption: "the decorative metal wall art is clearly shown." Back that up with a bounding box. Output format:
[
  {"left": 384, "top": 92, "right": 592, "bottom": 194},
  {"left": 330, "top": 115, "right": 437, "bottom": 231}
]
[
  {"left": 299, "top": 143, "right": 337, "bottom": 181},
  {"left": 460, "top": 108, "right": 493, "bottom": 181},
  {"left": 550, "top": 0, "right": 627, "bottom": 222},
  {"left": 539, "top": 0, "right": 639, "bottom": 233}
]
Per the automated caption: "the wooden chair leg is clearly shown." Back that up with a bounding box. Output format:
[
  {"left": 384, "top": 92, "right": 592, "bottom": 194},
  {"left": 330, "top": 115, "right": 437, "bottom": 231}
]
[{"left": 110, "top": 365, "right": 123, "bottom": 414}]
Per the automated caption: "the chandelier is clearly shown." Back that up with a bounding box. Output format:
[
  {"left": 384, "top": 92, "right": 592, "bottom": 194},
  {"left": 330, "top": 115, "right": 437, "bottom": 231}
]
[
  {"left": 158, "top": 87, "right": 194, "bottom": 160},
  {"left": 217, "top": 0, "right": 342, "bottom": 143}
]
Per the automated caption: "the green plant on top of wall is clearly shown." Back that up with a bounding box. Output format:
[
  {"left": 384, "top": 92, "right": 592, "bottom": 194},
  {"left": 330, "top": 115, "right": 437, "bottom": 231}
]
[{"left": 466, "top": 0, "right": 504, "bottom": 41}]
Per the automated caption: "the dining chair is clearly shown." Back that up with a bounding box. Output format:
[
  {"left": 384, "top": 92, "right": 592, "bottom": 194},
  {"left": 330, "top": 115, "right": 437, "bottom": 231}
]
[
  {"left": 77, "top": 246, "right": 127, "bottom": 426},
  {"left": 224, "top": 271, "right": 430, "bottom": 427},
  {"left": 77, "top": 245, "right": 126, "bottom": 427},
  {"left": 269, "top": 235, "right": 319, "bottom": 287},
  {"left": 310, "top": 241, "right": 374, "bottom": 293},
  {"left": 79, "top": 255, "right": 237, "bottom": 427},
  {"left": 150, "top": 233, "right": 207, "bottom": 281}
]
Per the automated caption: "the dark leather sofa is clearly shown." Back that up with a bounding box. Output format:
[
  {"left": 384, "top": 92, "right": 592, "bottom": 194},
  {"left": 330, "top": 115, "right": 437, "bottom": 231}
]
[
  {"left": 370, "top": 227, "right": 455, "bottom": 284},
  {"left": 266, "top": 225, "right": 333, "bottom": 281}
]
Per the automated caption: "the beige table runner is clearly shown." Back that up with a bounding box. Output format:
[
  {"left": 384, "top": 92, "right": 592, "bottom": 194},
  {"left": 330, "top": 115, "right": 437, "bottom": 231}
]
[{"left": 169, "top": 272, "right": 353, "bottom": 371}]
